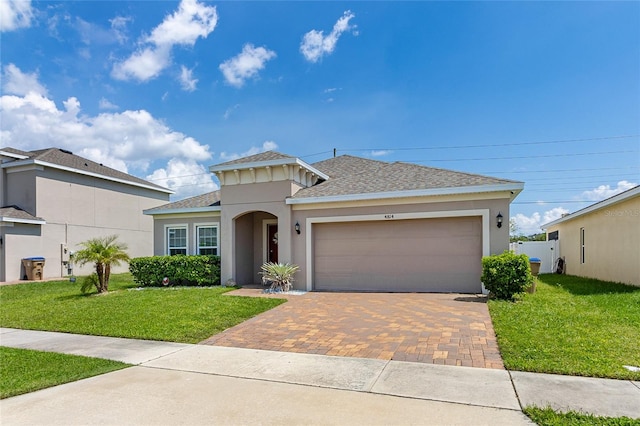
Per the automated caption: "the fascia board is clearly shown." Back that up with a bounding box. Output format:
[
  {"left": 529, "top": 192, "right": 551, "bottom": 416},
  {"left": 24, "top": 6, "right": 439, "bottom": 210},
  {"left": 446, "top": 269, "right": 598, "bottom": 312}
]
[
  {"left": 3, "top": 159, "right": 174, "bottom": 194},
  {"left": 287, "top": 182, "right": 524, "bottom": 205},
  {"left": 0, "top": 151, "right": 29, "bottom": 160},
  {"left": 0, "top": 217, "right": 46, "bottom": 225},
  {"left": 143, "top": 206, "right": 222, "bottom": 216},
  {"left": 542, "top": 185, "right": 640, "bottom": 229},
  {"left": 210, "top": 158, "right": 330, "bottom": 180}
]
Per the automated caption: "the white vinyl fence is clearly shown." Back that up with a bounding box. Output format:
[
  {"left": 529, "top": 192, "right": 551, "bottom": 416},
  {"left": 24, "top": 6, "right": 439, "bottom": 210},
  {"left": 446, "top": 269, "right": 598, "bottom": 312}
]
[{"left": 509, "top": 240, "right": 559, "bottom": 274}]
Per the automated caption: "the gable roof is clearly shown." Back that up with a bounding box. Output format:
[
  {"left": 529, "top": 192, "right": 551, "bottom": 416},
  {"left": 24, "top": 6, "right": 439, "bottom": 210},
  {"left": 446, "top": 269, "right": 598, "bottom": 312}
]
[
  {"left": 0, "top": 205, "right": 46, "bottom": 225},
  {"left": 1, "top": 147, "right": 172, "bottom": 194},
  {"left": 210, "top": 150, "right": 329, "bottom": 181},
  {"left": 288, "top": 155, "right": 523, "bottom": 203},
  {"left": 214, "top": 151, "right": 294, "bottom": 167},
  {"left": 542, "top": 185, "right": 640, "bottom": 229},
  {"left": 144, "top": 191, "right": 221, "bottom": 215}
]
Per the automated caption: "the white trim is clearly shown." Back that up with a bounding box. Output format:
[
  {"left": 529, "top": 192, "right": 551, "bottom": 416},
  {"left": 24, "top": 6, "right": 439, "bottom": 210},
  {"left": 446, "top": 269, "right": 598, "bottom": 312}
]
[
  {"left": 195, "top": 223, "right": 220, "bottom": 256},
  {"left": 262, "top": 219, "right": 278, "bottom": 263},
  {"left": 288, "top": 183, "right": 523, "bottom": 205},
  {"left": 210, "top": 157, "right": 329, "bottom": 181},
  {"left": 164, "top": 224, "right": 188, "bottom": 255},
  {"left": 0, "top": 216, "right": 46, "bottom": 225},
  {"left": 144, "top": 206, "right": 221, "bottom": 215},
  {"left": 542, "top": 185, "right": 640, "bottom": 229},
  {"left": 0, "top": 150, "right": 29, "bottom": 160},
  {"left": 305, "top": 209, "right": 490, "bottom": 293},
  {"left": 3, "top": 159, "right": 173, "bottom": 194}
]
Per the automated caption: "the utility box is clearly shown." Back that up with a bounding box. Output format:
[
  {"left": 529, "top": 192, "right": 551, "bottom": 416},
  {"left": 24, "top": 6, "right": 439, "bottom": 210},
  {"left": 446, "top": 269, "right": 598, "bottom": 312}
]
[
  {"left": 61, "top": 244, "right": 70, "bottom": 262},
  {"left": 22, "top": 257, "right": 45, "bottom": 280}
]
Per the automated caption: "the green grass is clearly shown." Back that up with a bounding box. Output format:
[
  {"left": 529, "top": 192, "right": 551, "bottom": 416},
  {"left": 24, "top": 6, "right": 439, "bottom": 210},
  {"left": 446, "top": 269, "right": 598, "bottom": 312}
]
[
  {"left": 0, "top": 347, "right": 129, "bottom": 399},
  {"left": 489, "top": 274, "right": 640, "bottom": 380},
  {"left": 0, "top": 273, "right": 286, "bottom": 343},
  {"left": 524, "top": 406, "right": 640, "bottom": 426}
]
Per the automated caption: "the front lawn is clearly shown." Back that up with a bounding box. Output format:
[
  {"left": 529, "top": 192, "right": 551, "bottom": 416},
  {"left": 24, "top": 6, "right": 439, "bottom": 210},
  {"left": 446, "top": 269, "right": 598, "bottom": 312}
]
[
  {"left": 0, "top": 274, "right": 286, "bottom": 343},
  {"left": 489, "top": 274, "right": 640, "bottom": 380},
  {"left": 0, "top": 347, "right": 129, "bottom": 399},
  {"left": 524, "top": 407, "right": 640, "bottom": 426}
]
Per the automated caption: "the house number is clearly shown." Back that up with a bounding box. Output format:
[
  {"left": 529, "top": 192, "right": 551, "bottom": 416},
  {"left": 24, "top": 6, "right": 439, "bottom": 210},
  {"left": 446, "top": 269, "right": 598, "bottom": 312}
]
[{"left": 384, "top": 214, "right": 395, "bottom": 219}]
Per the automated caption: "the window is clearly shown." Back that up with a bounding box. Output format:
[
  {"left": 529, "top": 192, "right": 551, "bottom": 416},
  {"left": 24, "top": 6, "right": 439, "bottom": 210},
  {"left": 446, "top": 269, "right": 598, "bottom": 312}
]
[
  {"left": 196, "top": 225, "right": 218, "bottom": 255},
  {"left": 167, "top": 226, "right": 187, "bottom": 255},
  {"left": 580, "top": 227, "right": 585, "bottom": 264}
]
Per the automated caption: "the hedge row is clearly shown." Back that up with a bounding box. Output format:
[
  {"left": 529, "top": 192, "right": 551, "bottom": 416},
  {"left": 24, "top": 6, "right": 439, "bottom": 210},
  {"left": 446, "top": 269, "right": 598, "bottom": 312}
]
[{"left": 129, "top": 255, "right": 220, "bottom": 287}]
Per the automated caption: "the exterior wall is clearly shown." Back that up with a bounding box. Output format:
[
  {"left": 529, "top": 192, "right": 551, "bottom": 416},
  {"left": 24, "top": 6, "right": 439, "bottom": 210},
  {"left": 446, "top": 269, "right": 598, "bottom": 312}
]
[
  {"left": 1, "top": 166, "right": 169, "bottom": 282},
  {"left": 151, "top": 213, "right": 221, "bottom": 256},
  {"left": 289, "top": 196, "right": 510, "bottom": 290},
  {"left": 546, "top": 196, "right": 640, "bottom": 286},
  {"left": 220, "top": 180, "right": 295, "bottom": 285}
]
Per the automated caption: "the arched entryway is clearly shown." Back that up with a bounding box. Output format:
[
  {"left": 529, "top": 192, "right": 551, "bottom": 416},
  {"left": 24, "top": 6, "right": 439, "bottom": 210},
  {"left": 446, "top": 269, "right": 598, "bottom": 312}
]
[{"left": 233, "top": 211, "right": 278, "bottom": 285}]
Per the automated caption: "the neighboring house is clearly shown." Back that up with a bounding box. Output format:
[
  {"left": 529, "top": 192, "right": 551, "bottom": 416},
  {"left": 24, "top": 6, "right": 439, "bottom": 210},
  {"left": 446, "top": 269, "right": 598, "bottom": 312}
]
[
  {"left": 145, "top": 151, "right": 523, "bottom": 293},
  {"left": 0, "top": 147, "right": 172, "bottom": 282},
  {"left": 542, "top": 185, "right": 640, "bottom": 287}
]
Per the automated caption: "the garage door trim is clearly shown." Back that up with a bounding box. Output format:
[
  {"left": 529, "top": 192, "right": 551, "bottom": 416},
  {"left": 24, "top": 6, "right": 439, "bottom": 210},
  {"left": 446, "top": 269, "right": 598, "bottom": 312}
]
[{"left": 304, "top": 209, "right": 491, "bottom": 293}]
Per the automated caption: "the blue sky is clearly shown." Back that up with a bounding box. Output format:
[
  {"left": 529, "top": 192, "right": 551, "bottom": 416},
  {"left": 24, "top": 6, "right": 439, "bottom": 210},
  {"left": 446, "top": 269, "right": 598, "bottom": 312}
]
[{"left": 2, "top": 0, "right": 638, "bottom": 235}]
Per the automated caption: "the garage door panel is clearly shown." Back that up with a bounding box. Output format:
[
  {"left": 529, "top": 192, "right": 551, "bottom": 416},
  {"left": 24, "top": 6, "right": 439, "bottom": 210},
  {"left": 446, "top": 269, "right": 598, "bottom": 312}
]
[{"left": 313, "top": 217, "right": 482, "bottom": 293}]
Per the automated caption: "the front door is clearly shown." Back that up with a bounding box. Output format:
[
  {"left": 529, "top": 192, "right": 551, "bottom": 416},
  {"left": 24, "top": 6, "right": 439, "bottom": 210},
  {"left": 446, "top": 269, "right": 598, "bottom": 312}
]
[{"left": 267, "top": 224, "right": 278, "bottom": 263}]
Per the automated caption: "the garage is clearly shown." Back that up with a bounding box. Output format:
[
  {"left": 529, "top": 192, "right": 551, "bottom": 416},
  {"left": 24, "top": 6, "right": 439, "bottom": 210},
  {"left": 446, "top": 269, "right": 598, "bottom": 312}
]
[{"left": 313, "top": 216, "right": 482, "bottom": 293}]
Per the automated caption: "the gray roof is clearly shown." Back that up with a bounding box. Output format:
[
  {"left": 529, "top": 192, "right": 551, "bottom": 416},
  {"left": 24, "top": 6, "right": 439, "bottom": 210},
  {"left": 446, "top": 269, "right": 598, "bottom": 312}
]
[
  {"left": 1, "top": 147, "right": 171, "bottom": 193},
  {"left": 214, "top": 151, "right": 294, "bottom": 167},
  {"left": 144, "top": 191, "right": 221, "bottom": 214},
  {"left": 292, "top": 155, "right": 521, "bottom": 199},
  {"left": 0, "top": 205, "right": 45, "bottom": 223}
]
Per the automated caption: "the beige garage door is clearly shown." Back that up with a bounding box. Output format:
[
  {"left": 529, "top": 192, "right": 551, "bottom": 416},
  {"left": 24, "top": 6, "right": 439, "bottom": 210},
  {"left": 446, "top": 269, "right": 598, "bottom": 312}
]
[{"left": 313, "top": 217, "right": 482, "bottom": 293}]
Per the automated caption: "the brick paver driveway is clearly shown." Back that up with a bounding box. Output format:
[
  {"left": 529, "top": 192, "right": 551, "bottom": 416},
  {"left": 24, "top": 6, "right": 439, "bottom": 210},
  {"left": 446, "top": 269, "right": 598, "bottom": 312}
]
[{"left": 202, "top": 290, "right": 504, "bottom": 369}]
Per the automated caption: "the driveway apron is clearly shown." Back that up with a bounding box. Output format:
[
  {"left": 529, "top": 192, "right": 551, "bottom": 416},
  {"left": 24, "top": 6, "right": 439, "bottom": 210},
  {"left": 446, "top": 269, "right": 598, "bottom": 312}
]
[{"left": 202, "top": 291, "right": 504, "bottom": 369}]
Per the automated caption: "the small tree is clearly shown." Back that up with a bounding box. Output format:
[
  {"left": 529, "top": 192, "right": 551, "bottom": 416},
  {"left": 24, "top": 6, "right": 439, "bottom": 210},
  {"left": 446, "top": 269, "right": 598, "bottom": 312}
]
[{"left": 74, "top": 235, "right": 130, "bottom": 294}]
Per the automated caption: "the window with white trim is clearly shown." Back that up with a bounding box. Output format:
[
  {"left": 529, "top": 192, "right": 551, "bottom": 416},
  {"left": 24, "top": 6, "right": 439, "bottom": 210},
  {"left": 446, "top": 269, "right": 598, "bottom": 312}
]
[
  {"left": 196, "top": 225, "right": 218, "bottom": 255},
  {"left": 167, "top": 226, "right": 187, "bottom": 255}
]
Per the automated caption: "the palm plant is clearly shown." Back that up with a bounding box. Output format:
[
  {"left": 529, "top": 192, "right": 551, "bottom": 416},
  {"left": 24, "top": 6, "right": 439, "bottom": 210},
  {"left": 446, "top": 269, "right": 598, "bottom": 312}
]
[
  {"left": 259, "top": 262, "right": 299, "bottom": 292},
  {"left": 74, "top": 235, "right": 130, "bottom": 294}
]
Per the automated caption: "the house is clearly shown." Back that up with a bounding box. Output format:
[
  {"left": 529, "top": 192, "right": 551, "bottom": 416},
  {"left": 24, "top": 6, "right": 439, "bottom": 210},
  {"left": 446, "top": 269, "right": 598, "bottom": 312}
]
[
  {"left": 542, "top": 185, "right": 640, "bottom": 286},
  {"left": 145, "top": 151, "right": 523, "bottom": 293},
  {"left": 0, "top": 147, "right": 172, "bottom": 282}
]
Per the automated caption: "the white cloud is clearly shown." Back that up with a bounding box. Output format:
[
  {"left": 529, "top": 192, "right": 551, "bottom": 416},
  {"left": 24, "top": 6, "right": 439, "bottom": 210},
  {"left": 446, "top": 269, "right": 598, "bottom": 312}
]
[
  {"left": 300, "top": 10, "right": 356, "bottom": 63},
  {"left": 370, "top": 150, "right": 392, "bottom": 157},
  {"left": 223, "top": 104, "right": 240, "bottom": 120},
  {"left": 146, "top": 158, "right": 218, "bottom": 199},
  {"left": 0, "top": 0, "right": 33, "bottom": 32},
  {"left": 219, "top": 141, "right": 278, "bottom": 162},
  {"left": 578, "top": 180, "right": 637, "bottom": 202},
  {"left": 112, "top": 0, "right": 217, "bottom": 82},
  {"left": 512, "top": 207, "right": 569, "bottom": 236},
  {"left": 2, "top": 63, "right": 48, "bottom": 96},
  {"left": 109, "top": 16, "right": 131, "bottom": 44},
  {"left": 219, "top": 44, "right": 276, "bottom": 88},
  {"left": 1, "top": 65, "right": 212, "bottom": 178},
  {"left": 179, "top": 65, "right": 198, "bottom": 91},
  {"left": 99, "top": 97, "right": 119, "bottom": 110}
]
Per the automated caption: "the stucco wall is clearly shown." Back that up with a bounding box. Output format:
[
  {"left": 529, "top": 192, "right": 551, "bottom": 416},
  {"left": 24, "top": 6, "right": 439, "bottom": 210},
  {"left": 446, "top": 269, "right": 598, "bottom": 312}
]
[
  {"left": 546, "top": 196, "right": 639, "bottom": 286},
  {"left": 151, "top": 214, "right": 221, "bottom": 256}
]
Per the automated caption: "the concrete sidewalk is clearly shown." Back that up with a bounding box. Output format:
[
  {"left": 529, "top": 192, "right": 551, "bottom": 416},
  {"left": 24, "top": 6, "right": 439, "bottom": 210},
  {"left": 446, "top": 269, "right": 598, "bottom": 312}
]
[{"left": 1, "top": 328, "right": 639, "bottom": 425}]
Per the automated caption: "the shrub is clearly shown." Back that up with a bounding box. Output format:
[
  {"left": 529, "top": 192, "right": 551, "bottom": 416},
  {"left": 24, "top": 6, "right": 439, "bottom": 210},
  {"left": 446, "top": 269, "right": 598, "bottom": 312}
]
[
  {"left": 129, "top": 255, "right": 220, "bottom": 287},
  {"left": 259, "top": 262, "right": 299, "bottom": 292},
  {"left": 481, "top": 251, "right": 533, "bottom": 300}
]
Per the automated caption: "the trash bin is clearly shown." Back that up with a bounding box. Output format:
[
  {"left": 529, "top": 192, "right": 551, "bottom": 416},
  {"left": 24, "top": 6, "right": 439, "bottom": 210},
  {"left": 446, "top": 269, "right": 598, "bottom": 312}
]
[
  {"left": 22, "top": 257, "right": 45, "bottom": 280},
  {"left": 529, "top": 257, "right": 541, "bottom": 276}
]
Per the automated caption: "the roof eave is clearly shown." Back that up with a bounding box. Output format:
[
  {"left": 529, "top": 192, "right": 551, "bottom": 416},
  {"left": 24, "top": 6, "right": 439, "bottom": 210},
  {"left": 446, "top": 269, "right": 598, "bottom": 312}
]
[
  {"left": 3, "top": 159, "right": 174, "bottom": 194},
  {"left": 0, "top": 217, "right": 46, "bottom": 225},
  {"left": 210, "top": 157, "right": 330, "bottom": 181},
  {"left": 143, "top": 206, "right": 222, "bottom": 216},
  {"left": 287, "top": 182, "right": 525, "bottom": 205},
  {"left": 541, "top": 185, "right": 640, "bottom": 229}
]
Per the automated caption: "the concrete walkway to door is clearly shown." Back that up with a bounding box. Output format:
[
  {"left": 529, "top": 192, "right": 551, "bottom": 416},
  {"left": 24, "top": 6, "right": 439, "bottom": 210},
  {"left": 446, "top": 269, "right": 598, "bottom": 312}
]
[{"left": 202, "top": 290, "right": 504, "bottom": 369}]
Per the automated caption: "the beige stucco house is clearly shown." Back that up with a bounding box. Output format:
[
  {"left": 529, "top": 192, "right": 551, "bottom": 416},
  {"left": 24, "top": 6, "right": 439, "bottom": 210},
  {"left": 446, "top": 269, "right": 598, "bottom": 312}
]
[
  {"left": 0, "top": 147, "right": 172, "bottom": 282},
  {"left": 145, "top": 151, "right": 523, "bottom": 293},
  {"left": 542, "top": 185, "right": 640, "bottom": 287}
]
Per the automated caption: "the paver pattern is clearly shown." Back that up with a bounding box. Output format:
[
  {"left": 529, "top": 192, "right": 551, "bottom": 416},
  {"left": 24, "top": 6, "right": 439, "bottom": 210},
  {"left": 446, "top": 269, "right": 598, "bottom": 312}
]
[{"left": 202, "top": 290, "right": 504, "bottom": 369}]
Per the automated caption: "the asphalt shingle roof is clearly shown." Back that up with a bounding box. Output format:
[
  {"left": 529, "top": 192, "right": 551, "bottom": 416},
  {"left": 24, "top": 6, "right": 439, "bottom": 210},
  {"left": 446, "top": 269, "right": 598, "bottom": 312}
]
[
  {"left": 0, "top": 205, "right": 44, "bottom": 222},
  {"left": 292, "top": 155, "right": 521, "bottom": 198},
  {"left": 1, "top": 147, "right": 170, "bottom": 192},
  {"left": 145, "top": 191, "right": 221, "bottom": 213},
  {"left": 214, "top": 151, "right": 294, "bottom": 167}
]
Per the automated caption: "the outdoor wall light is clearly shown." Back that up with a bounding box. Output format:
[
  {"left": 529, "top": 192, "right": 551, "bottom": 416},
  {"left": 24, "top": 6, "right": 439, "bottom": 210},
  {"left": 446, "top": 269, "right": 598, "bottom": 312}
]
[
  {"left": 496, "top": 212, "right": 503, "bottom": 228},
  {"left": 295, "top": 221, "right": 301, "bottom": 234}
]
